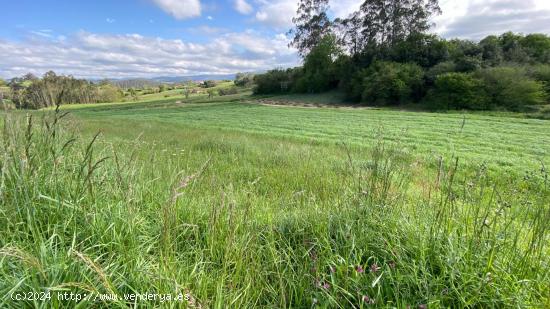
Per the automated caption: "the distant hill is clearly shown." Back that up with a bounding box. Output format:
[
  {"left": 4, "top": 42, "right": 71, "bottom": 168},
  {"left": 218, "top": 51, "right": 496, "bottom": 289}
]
[
  {"left": 109, "top": 79, "right": 161, "bottom": 89},
  {"left": 105, "top": 74, "right": 237, "bottom": 89},
  {"left": 151, "top": 74, "right": 236, "bottom": 83}
]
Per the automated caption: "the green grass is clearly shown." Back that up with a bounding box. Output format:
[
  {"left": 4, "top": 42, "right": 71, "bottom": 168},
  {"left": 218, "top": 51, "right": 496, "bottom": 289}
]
[
  {"left": 71, "top": 97, "right": 550, "bottom": 172},
  {"left": 1, "top": 95, "right": 549, "bottom": 308}
]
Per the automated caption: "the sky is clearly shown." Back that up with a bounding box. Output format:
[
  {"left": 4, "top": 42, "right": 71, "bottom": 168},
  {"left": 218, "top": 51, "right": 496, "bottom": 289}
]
[{"left": 1, "top": 0, "right": 550, "bottom": 79}]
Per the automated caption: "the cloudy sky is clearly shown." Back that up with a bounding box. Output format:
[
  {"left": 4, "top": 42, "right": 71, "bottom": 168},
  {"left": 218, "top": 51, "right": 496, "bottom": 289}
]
[{"left": 1, "top": 0, "right": 550, "bottom": 79}]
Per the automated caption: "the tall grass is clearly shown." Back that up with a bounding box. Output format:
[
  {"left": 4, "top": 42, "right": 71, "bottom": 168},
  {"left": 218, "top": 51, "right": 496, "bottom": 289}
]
[{"left": 0, "top": 108, "right": 548, "bottom": 308}]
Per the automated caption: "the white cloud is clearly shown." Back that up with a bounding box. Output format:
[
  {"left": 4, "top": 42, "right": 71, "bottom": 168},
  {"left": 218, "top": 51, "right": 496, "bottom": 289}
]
[
  {"left": 329, "top": 0, "right": 362, "bottom": 18},
  {"left": 106, "top": 18, "right": 116, "bottom": 24},
  {"left": 436, "top": 0, "right": 550, "bottom": 39},
  {"left": 0, "top": 31, "right": 298, "bottom": 79},
  {"left": 234, "top": 0, "right": 253, "bottom": 15},
  {"left": 255, "top": 0, "right": 297, "bottom": 29},
  {"left": 151, "top": 0, "right": 201, "bottom": 20}
]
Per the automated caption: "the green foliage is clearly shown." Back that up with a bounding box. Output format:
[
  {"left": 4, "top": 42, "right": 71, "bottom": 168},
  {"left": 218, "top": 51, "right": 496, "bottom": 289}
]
[
  {"left": 158, "top": 84, "right": 167, "bottom": 92},
  {"left": 426, "top": 61, "right": 456, "bottom": 83},
  {"left": 427, "top": 72, "right": 490, "bottom": 110},
  {"left": 390, "top": 33, "right": 449, "bottom": 68},
  {"left": 352, "top": 61, "right": 425, "bottom": 105},
  {"left": 207, "top": 88, "right": 216, "bottom": 99},
  {"left": 479, "top": 35, "right": 503, "bottom": 66},
  {"left": 201, "top": 80, "right": 217, "bottom": 88},
  {"left": 253, "top": 68, "right": 302, "bottom": 94},
  {"left": 522, "top": 33, "right": 550, "bottom": 62},
  {"left": 97, "top": 84, "right": 123, "bottom": 103},
  {"left": 10, "top": 71, "right": 124, "bottom": 109},
  {"left": 476, "top": 67, "right": 546, "bottom": 110},
  {"left": 218, "top": 87, "right": 239, "bottom": 96},
  {"left": 528, "top": 64, "right": 550, "bottom": 96},
  {"left": 0, "top": 78, "right": 6, "bottom": 87},
  {"left": 294, "top": 35, "right": 340, "bottom": 93},
  {"left": 289, "top": 0, "right": 331, "bottom": 57}
]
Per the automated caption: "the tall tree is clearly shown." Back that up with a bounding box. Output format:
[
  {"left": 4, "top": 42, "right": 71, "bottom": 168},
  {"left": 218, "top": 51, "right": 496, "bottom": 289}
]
[
  {"left": 289, "top": 0, "right": 332, "bottom": 58},
  {"left": 339, "top": 0, "right": 441, "bottom": 54}
]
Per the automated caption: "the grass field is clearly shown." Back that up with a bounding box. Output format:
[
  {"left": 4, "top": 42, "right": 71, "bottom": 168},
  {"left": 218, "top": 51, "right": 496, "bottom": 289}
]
[{"left": 1, "top": 93, "right": 549, "bottom": 308}]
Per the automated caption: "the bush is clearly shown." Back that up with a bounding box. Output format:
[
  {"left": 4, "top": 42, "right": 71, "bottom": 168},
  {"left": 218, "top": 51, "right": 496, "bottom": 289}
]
[
  {"left": 528, "top": 64, "right": 550, "bottom": 98},
  {"left": 351, "top": 62, "right": 425, "bottom": 105},
  {"left": 294, "top": 35, "right": 340, "bottom": 93},
  {"left": 201, "top": 80, "right": 218, "bottom": 88},
  {"left": 426, "top": 72, "right": 490, "bottom": 110},
  {"left": 476, "top": 67, "right": 546, "bottom": 110},
  {"left": 426, "top": 61, "right": 457, "bottom": 84},
  {"left": 218, "top": 87, "right": 239, "bottom": 96},
  {"left": 97, "top": 84, "right": 123, "bottom": 103},
  {"left": 253, "top": 68, "right": 302, "bottom": 95}
]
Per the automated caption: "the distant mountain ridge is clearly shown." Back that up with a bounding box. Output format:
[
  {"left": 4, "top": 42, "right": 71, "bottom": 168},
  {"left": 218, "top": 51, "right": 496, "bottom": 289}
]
[
  {"left": 102, "top": 74, "right": 238, "bottom": 89},
  {"left": 151, "top": 74, "right": 236, "bottom": 83}
]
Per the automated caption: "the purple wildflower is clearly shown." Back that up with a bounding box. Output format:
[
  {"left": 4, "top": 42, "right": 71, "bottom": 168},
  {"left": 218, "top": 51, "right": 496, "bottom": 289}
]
[
  {"left": 356, "top": 265, "right": 365, "bottom": 273},
  {"left": 370, "top": 263, "right": 380, "bottom": 273},
  {"left": 362, "top": 295, "right": 375, "bottom": 304}
]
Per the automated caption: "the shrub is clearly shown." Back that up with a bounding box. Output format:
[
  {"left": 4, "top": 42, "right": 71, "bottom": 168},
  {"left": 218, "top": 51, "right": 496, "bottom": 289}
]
[
  {"left": 201, "top": 80, "right": 218, "bottom": 88},
  {"left": 97, "top": 84, "right": 123, "bottom": 103},
  {"left": 294, "top": 35, "right": 340, "bottom": 93},
  {"left": 426, "top": 72, "right": 490, "bottom": 110},
  {"left": 528, "top": 64, "right": 550, "bottom": 98},
  {"left": 218, "top": 87, "right": 239, "bottom": 96},
  {"left": 475, "top": 67, "right": 546, "bottom": 110},
  {"left": 351, "top": 62, "right": 425, "bottom": 105},
  {"left": 253, "top": 68, "right": 302, "bottom": 95},
  {"left": 426, "top": 61, "right": 457, "bottom": 83}
]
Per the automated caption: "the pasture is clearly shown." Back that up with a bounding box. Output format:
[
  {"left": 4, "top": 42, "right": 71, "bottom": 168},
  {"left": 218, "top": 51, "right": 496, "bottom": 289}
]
[{"left": 0, "top": 94, "right": 549, "bottom": 308}]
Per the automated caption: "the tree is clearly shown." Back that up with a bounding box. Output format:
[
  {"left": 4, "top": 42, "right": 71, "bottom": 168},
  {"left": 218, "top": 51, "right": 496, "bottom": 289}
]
[
  {"left": 352, "top": 0, "right": 441, "bottom": 48},
  {"left": 183, "top": 88, "right": 191, "bottom": 99},
  {"left": 295, "top": 35, "right": 341, "bottom": 93},
  {"left": 427, "top": 72, "right": 490, "bottom": 110},
  {"left": 352, "top": 61, "right": 425, "bottom": 105},
  {"left": 23, "top": 73, "right": 38, "bottom": 81},
  {"left": 499, "top": 32, "right": 529, "bottom": 63},
  {"left": 476, "top": 67, "right": 546, "bottom": 110},
  {"left": 479, "top": 35, "right": 503, "bottom": 67},
  {"left": 289, "top": 0, "right": 332, "bottom": 58},
  {"left": 207, "top": 89, "right": 216, "bottom": 99},
  {"left": 521, "top": 34, "right": 550, "bottom": 63},
  {"left": 159, "top": 84, "right": 167, "bottom": 92}
]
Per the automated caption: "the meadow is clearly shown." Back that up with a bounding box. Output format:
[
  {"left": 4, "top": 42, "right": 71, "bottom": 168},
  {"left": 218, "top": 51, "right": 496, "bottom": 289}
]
[{"left": 1, "top": 93, "right": 549, "bottom": 308}]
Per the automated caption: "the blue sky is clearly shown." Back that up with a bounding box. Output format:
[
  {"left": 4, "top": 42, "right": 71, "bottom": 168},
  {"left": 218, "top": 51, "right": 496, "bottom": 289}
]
[{"left": 1, "top": 0, "right": 550, "bottom": 79}]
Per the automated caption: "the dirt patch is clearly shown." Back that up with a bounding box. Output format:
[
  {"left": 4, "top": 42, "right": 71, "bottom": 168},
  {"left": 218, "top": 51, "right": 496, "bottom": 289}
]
[{"left": 250, "top": 99, "right": 376, "bottom": 110}]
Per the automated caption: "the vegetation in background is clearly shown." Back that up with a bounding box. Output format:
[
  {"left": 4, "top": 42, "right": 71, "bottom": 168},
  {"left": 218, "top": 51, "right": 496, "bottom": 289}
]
[
  {"left": 254, "top": 0, "right": 550, "bottom": 111},
  {"left": 8, "top": 72, "right": 123, "bottom": 109}
]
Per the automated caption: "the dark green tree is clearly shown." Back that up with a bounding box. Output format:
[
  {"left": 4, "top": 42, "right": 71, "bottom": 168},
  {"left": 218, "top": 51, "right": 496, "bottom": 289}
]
[
  {"left": 295, "top": 35, "right": 341, "bottom": 93},
  {"left": 355, "top": 0, "right": 441, "bottom": 47}
]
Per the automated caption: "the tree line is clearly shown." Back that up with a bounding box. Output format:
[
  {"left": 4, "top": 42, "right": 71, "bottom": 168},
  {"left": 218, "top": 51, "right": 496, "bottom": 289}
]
[
  {"left": 254, "top": 0, "right": 550, "bottom": 111},
  {"left": 6, "top": 72, "right": 123, "bottom": 109}
]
